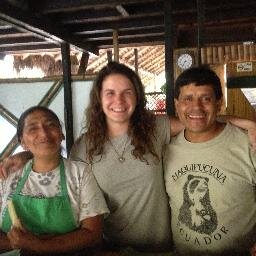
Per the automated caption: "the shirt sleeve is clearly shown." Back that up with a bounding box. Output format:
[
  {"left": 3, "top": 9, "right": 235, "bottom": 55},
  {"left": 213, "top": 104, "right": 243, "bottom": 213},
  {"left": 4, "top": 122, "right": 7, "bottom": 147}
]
[
  {"left": 0, "top": 180, "right": 4, "bottom": 217},
  {"left": 69, "top": 135, "right": 88, "bottom": 163},
  {"left": 0, "top": 176, "right": 16, "bottom": 228},
  {"left": 249, "top": 143, "right": 256, "bottom": 181},
  {"left": 0, "top": 170, "right": 25, "bottom": 228},
  {"left": 78, "top": 164, "right": 109, "bottom": 222}
]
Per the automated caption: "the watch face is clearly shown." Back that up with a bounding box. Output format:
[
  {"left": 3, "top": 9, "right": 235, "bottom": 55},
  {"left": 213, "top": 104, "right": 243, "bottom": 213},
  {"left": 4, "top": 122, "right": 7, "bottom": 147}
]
[{"left": 177, "top": 53, "right": 193, "bottom": 70}]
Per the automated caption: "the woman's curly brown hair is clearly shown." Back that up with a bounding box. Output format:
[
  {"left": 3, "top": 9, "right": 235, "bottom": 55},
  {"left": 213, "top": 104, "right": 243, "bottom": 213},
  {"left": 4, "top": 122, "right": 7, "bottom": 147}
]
[{"left": 83, "top": 61, "right": 158, "bottom": 163}]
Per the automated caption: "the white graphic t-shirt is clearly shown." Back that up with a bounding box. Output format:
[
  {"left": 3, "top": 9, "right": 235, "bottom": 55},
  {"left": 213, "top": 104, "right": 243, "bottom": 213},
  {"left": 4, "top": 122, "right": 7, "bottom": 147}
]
[
  {"left": 164, "top": 123, "right": 256, "bottom": 255},
  {"left": 0, "top": 158, "right": 109, "bottom": 228}
]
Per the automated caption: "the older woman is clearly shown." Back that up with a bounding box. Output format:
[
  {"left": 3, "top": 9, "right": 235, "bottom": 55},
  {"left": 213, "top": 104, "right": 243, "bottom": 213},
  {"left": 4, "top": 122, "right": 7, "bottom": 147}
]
[{"left": 0, "top": 106, "right": 109, "bottom": 255}]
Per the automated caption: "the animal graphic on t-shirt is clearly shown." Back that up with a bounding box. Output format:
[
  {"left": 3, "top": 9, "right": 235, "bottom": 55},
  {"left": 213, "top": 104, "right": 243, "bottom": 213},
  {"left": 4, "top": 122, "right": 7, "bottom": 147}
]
[
  {"left": 37, "top": 171, "right": 55, "bottom": 186},
  {"left": 178, "top": 175, "right": 217, "bottom": 235}
]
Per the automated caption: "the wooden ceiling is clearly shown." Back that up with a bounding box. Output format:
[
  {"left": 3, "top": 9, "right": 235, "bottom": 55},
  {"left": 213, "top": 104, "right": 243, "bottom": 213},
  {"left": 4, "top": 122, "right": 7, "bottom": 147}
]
[{"left": 0, "top": 0, "right": 255, "bottom": 80}]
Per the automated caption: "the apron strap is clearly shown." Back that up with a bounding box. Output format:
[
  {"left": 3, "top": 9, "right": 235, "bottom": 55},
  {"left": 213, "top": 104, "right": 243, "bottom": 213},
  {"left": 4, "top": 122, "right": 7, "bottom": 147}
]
[
  {"left": 59, "top": 159, "right": 68, "bottom": 197},
  {"left": 14, "top": 161, "right": 32, "bottom": 195}
]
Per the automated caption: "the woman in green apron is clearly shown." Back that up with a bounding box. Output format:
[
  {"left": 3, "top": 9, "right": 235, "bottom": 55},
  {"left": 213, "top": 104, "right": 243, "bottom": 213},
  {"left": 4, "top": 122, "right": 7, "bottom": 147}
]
[{"left": 0, "top": 106, "right": 109, "bottom": 255}]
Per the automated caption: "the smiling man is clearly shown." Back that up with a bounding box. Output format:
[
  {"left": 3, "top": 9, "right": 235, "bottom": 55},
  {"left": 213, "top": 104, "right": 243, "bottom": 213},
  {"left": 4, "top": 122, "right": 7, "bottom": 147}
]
[{"left": 164, "top": 67, "right": 256, "bottom": 256}]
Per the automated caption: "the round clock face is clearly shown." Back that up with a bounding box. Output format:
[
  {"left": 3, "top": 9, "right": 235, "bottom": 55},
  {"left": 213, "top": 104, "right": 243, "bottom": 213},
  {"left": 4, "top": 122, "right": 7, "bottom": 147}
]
[{"left": 177, "top": 53, "right": 193, "bottom": 70}]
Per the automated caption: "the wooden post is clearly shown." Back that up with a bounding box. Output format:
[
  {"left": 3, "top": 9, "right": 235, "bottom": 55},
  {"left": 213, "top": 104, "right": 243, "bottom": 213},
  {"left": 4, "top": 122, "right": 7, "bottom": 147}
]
[
  {"left": 197, "top": 0, "right": 205, "bottom": 66},
  {"left": 201, "top": 47, "right": 206, "bottom": 64},
  {"left": 164, "top": 0, "right": 175, "bottom": 115},
  {"left": 134, "top": 48, "right": 138, "bottom": 74},
  {"left": 218, "top": 46, "right": 224, "bottom": 63},
  {"left": 224, "top": 46, "right": 231, "bottom": 62},
  {"left": 244, "top": 44, "right": 250, "bottom": 60},
  {"left": 238, "top": 44, "right": 244, "bottom": 61},
  {"left": 206, "top": 47, "right": 213, "bottom": 64},
  {"left": 231, "top": 45, "right": 238, "bottom": 61},
  {"left": 61, "top": 42, "right": 74, "bottom": 155},
  {"left": 212, "top": 47, "right": 218, "bottom": 64},
  {"left": 249, "top": 44, "right": 255, "bottom": 60},
  {"left": 113, "top": 30, "right": 119, "bottom": 62},
  {"left": 107, "top": 50, "right": 112, "bottom": 63},
  {"left": 77, "top": 52, "right": 89, "bottom": 75}
]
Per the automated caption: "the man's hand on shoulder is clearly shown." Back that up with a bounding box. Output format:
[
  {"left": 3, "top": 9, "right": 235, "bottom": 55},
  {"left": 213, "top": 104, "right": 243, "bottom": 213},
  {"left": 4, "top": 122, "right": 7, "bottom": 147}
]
[
  {"left": 247, "top": 125, "right": 256, "bottom": 152},
  {"left": 0, "top": 157, "right": 11, "bottom": 179},
  {"left": 221, "top": 115, "right": 256, "bottom": 151}
]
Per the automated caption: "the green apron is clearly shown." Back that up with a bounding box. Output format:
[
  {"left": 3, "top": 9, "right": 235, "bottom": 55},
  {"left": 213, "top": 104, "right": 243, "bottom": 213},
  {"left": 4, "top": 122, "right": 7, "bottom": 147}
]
[{"left": 2, "top": 159, "right": 77, "bottom": 235}]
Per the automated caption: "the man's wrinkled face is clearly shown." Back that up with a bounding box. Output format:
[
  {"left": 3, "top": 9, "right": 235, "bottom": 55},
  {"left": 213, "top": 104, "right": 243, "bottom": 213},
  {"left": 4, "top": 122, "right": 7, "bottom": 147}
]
[{"left": 175, "top": 83, "right": 222, "bottom": 141}]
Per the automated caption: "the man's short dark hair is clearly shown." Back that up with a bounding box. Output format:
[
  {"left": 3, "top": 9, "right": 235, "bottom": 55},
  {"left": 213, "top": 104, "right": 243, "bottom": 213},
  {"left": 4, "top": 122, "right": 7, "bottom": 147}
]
[{"left": 174, "top": 66, "right": 223, "bottom": 100}]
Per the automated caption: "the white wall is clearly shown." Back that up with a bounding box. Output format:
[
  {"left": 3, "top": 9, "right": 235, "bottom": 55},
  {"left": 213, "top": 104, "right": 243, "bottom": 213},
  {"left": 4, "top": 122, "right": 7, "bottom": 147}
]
[{"left": 0, "top": 79, "right": 93, "bottom": 154}]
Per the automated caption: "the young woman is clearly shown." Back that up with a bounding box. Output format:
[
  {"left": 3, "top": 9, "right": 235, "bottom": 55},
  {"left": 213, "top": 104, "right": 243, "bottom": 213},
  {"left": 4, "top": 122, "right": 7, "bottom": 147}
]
[
  {"left": 70, "top": 62, "right": 176, "bottom": 252},
  {"left": 1, "top": 62, "right": 256, "bottom": 254},
  {"left": 0, "top": 106, "right": 109, "bottom": 255}
]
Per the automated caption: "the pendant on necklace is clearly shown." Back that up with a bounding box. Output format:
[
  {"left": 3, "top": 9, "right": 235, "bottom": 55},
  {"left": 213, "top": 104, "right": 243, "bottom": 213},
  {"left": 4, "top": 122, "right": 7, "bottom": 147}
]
[
  {"left": 108, "top": 136, "right": 129, "bottom": 164},
  {"left": 118, "top": 157, "right": 125, "bottom": 163}
]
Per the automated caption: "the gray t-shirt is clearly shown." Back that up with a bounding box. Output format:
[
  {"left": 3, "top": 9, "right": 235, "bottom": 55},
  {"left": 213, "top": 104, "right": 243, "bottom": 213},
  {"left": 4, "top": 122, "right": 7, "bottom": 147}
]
[
  {"left": 164, "top": 123, "right": 256, "bottom": 255},
  {"left": 70, "top": 115, "right": 172, "bottom": 251}
]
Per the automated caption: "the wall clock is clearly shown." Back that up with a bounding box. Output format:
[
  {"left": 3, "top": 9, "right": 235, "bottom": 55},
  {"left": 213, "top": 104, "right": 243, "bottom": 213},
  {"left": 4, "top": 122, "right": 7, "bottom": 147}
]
[{"left": 177, "top": 53, "right": 193, "bottom": 70}]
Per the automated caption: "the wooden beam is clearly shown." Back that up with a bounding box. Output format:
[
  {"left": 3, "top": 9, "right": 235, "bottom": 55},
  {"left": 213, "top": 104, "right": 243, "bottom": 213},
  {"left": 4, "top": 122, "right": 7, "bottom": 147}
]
[
  {"left": 56, "top": 9, "right": 119, "bottom": 23},
  {"left": 63, "top": 11, "right": 162, "bottom": 25},
  {"left": 0, "top": 43, "right": 59, "bottom": 53},
  {"left": 177, "top": 25, "right": 255, "bottom": 48},
  {"left": 0, "top": 36, "right": 53, "bottom": 45},
  {"left": 83, "top": 32, "right": 164, "bottom": 42},
  {"left": 0, "top": 104, "right": 18, "bottom": 127},
  {"left": 75, "top": 26, "right": 164, "bottom": 37},
  {"left": 65, "top": 3, "right": 256, "bottom": 33},
  {"left": 0, "top": 24, "right": 12, "bottom": 30},
  {"left": 6, "top": 0, "right": 29, "bottom": 10},
  {"left": 94, "top": 35, "right": 164, "bottom": 48},
  {"left": 0, "top": 1, "right": 98, "bottom": 54},
  {"left": 38, "top": 80, "right": 63, "bottom": 106},
  {"left": 69, "top": 16, "right": 164, "bottom": 33},
  {"left": 38, "top": 0, "right": 157, "bottom": 14},
  {"left": 0, "top": 32, "right": 34, "bottom": 39},
  {"left": 116, "top": 5, "right": 129, "bottom": 17}
]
